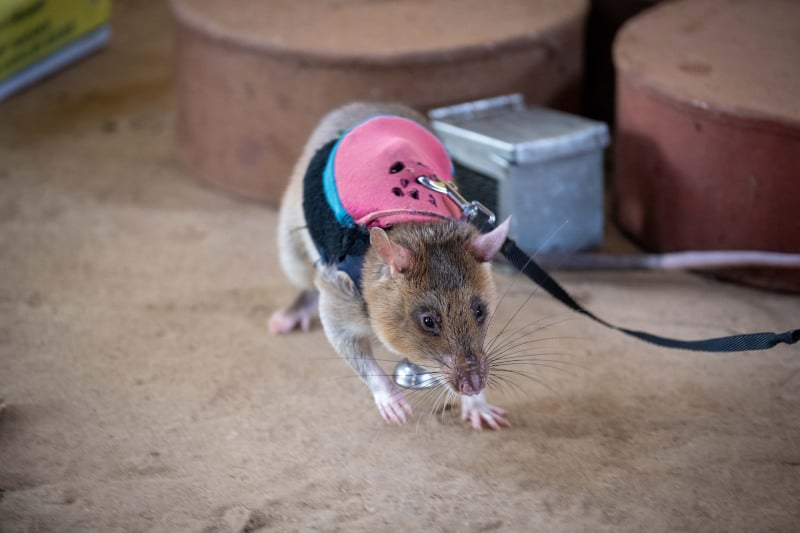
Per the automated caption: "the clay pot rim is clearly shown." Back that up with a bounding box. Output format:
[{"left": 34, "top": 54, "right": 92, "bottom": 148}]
[
  {"left": 171, "top": 0, "right": 578, "bottom": 68},
  {"left": 615, "top": 72, "right": 800, "bottom": 139},
  {"left": 612, "top": 0, "right": 800, "bottom": 131}
]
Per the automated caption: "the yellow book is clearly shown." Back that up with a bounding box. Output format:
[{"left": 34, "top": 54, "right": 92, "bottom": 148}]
[{"left": 0, "top": 0, "right": 111, "bottom": 93}]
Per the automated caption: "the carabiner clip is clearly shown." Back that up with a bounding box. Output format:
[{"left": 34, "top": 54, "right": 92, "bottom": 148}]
[{"left": 417, "top": 176, "right": 496, "bottom": 229}]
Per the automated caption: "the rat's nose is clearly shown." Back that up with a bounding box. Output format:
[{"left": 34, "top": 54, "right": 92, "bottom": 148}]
[
  {"left": 456, "top": 353, "right": 487, "bottom": 395},
  {"left": 459, "top": 371, "right": 485, "bottom": 396}
]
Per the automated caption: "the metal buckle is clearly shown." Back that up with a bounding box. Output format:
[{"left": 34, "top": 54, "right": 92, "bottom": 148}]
[{"left": 417, "top": 176, "right": 496, "bottom": 228}]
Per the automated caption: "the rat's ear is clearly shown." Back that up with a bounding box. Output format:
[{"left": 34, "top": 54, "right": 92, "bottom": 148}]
[
  {"left": 370, "top": 227, "right": 413, "bottom": 276},
  {"left": 468, "top": 216, "right": 511, "bottom": 262}
]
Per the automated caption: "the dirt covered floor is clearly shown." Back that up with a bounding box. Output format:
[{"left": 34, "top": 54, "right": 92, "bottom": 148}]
[{"left": 1, "top": 2, "right": 799, "bottom": 532}]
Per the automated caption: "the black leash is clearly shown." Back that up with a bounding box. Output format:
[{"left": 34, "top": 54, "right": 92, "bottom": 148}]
[
  {"left": 500, "top": 237, "right": 799, "bottom": 352},
  {"left": 417, "top": 175, "right": 799, "bottom": 353}
]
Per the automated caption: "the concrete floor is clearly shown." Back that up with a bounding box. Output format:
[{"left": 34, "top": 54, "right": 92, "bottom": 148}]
[{"left": 1, "top": 2, "right": 799, "bottom": 532}]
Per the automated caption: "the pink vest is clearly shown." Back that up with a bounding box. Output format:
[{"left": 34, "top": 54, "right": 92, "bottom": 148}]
[{"left": 323, "top": 115, "right": 461, "bottom": 229}]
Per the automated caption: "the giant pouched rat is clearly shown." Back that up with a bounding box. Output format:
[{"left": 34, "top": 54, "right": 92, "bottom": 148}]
[{"left": 269, "top": 102, "right": 511, "bottom": 430}]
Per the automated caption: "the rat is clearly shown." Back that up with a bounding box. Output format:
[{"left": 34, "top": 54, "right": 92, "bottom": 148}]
[{"left": 269, "top": 102, "right": 511, "bottom": 430}]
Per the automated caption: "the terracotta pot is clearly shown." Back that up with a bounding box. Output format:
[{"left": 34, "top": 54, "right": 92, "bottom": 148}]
[
  {"left": 613, "top": 0, "right": 800, "bottom": 292},
  {"left": 171, "top": 0, "right": 588, "bottom": 204}
]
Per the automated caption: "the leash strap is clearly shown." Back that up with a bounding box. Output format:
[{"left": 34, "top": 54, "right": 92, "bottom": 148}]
[
  {"left": 500, "top": 237, "right": 799, "bottom": 352},
  {"left": 416, "top": 175, "right": 799, "bottom": 352}
]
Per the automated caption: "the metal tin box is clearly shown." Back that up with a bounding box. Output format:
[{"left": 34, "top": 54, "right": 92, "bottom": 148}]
[{"left": 430, "top": 94, "right": 609, "bottom": 252}]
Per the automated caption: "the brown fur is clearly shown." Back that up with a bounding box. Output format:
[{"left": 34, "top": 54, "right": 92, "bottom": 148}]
[{"left": 363, "top": 220, "right": 497, "bottom": 392}]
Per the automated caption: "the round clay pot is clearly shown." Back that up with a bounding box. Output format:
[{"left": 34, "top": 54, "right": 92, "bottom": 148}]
[
  {"left": 613, "top": 0, "right": 800, "bottom": 292},
  {"left": 171, "top": 0, "right": 588, "bottom": 204}
]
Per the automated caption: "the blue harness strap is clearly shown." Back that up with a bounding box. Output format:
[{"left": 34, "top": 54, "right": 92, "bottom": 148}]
[{"left": 303, "top": 138, "right": 371, "bottom": 293}]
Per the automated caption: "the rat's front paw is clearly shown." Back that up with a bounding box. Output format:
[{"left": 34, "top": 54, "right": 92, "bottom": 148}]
[
  {"left": 373, "top": 387, "right": 412, "bottom": 425},
  {"left": 460, "top": 392, "right": 510, "bottom": 431}
]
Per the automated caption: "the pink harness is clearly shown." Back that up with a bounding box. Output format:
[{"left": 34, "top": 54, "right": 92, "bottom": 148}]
[{"left": 322, "top": 115, "right": 462, "bottom": 229}]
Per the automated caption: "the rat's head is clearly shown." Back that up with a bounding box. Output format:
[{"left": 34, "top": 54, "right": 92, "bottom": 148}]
[{"left": 363, "top": 218, "right": 510, "bottom": 396}]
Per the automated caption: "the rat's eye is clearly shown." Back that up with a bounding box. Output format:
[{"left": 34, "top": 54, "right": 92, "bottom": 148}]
[
  {"left": 471, "top": 297, "right": 486, "bottom": 324},
  {"left": 418, "top": 311, "right": 441, "bottom": 336}
]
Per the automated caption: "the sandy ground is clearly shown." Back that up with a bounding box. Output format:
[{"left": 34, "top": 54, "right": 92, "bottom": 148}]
[{"left": 1, "top": 2, "right": 799, "bottom": 532}]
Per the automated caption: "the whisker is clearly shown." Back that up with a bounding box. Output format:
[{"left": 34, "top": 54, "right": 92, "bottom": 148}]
[
  {"left": 486, "top": 344, "right": 582, "bottom": 370},
  {"left": 487, "top": 345, "right": 577, "bottom": 362},
  {"left": 491, "top": 361, "right": 577, "bottom": 378},
  {"left": 488, "top": 372, "right": 530, "bottom": 400},
  {"left": 491, "top": 368, "right": 558, "bottom": 394},
  {"left": 485, "top": 289, "right": 541, "bottom": 354},
  {"left": 486, "top": 337, "right": 583, "bottom": 363},
  {"left": 486, "top": 216, "right": 569, "bottom": 343},
  {"left": 489, "top": 355, "right": 583, "bottom": 371},
  {"left": 487, "top": 315, "right": 577, "bottom": 356},
  {"left": 485, "top": 250, "right": 545, "bottom": 343},
  {"left": 486, "top": 322, "right": 570, "bottom": 364},
  {"left": 304, "top": 355, "right": 414, "bottom": 366},
  {"left": 411, "top": 383, "right": 448, "bottom": 432},
  {"left": 429, "top": 384, "right": 454, "bottom": 426}
]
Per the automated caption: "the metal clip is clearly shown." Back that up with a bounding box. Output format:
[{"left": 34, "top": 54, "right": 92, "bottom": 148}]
[{"left": 417, "top": 176, "right": 496, "bottom": 227}]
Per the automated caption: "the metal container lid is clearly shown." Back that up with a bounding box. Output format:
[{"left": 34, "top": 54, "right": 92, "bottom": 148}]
[{"left": 430, "top": 94, "right": 610, "bottom": 171}]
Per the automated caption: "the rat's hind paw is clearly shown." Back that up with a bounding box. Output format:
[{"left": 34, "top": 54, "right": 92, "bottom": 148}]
[
  {"left": 268, "top": 289, "right": 319, "bottom": 334},
  {"left": 374, "top": 388, "right": 413, "bottom": 425},
  {"left": 268, "top": 308, "right": 311, "bottom": 334},
  {"left": 460, "top": 392, "right": 510, "bottom": 431}
]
